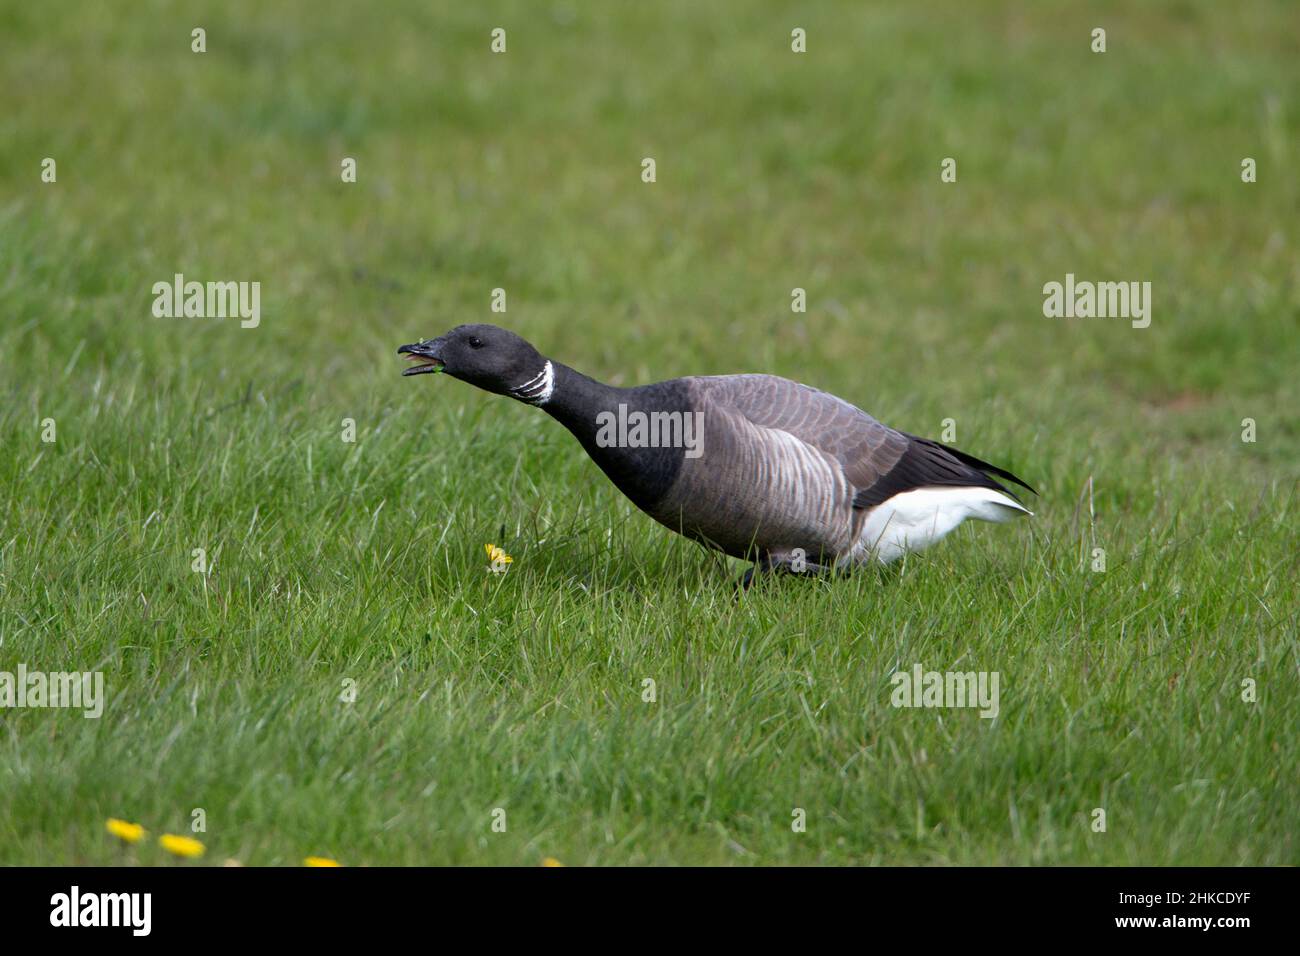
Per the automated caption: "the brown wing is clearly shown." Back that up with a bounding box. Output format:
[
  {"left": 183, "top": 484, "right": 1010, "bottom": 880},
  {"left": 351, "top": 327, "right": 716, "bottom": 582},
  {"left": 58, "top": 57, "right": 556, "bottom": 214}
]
[
  {"left": 688, "top": 374, "right": 908, "bottom": 494},
  {"left": 689, "top": 375, "right": 1034, "bottom": 510}
]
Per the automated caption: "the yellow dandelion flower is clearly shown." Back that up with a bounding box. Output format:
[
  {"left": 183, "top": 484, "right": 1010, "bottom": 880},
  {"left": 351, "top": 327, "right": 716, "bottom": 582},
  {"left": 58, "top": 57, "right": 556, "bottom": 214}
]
[
  {"left": 304, "top": 856, "right": 342, "bottom": 867},
  {"left": 158, "top": 834, "right": 206, "bottom": 858},
  {"left": 483, "top": 546, "right": 512, "bottom": 574},
  {"left": 105, "top": 818, "right": 146, "bottom": 844},
  {"left": 540, "top": 857, "right": 565, "bottom": 867}
]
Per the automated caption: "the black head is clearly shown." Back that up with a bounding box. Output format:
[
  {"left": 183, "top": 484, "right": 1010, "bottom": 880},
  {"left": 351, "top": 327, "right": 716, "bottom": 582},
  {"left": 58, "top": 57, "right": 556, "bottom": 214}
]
[{"left": 397, "top": 324, "right": 549, "bottom": 399}]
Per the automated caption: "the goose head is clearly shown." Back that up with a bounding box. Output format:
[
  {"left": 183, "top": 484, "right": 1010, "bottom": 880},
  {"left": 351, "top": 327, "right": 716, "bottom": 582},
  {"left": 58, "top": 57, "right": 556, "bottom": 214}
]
[{"left": 398, "top": 324, "right": 550, "bottom": 401}]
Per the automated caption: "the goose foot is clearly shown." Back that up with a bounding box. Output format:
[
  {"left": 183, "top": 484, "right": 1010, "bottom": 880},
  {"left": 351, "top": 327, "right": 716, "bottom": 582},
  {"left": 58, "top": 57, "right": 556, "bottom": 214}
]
[
  {"left": 735, "top": 562, "right": 764, "bottom": 593},
  {"left": 735, "top": 552, "right": 836, "bottom": 594}
]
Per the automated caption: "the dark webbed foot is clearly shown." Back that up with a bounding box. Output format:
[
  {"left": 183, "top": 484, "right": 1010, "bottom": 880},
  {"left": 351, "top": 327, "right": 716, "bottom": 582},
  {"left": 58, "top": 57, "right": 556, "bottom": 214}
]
[
  {"left": 735, "top": 558, "right": 772, "bottom": 594},
  {"left": 734, "top": 550, "right": 838, "bottom": 593}
]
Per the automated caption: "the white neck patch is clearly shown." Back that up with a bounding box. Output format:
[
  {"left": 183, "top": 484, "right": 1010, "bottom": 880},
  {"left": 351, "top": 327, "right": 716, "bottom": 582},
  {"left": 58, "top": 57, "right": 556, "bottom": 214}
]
[{"left": 510, "top": 360, "right": 554, "bottom": 406}]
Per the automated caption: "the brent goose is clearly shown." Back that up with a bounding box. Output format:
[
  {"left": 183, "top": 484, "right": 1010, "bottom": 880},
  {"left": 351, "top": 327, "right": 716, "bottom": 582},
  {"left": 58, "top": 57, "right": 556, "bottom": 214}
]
[{"left": 399, "top": 325, "right": 1035, "bottom": 583}]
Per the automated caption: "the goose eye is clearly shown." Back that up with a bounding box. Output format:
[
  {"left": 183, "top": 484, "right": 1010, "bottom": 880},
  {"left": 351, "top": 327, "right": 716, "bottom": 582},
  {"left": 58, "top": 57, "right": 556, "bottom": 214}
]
[{"left": 468, "top": 336, "right": 484, "bottom": 349}]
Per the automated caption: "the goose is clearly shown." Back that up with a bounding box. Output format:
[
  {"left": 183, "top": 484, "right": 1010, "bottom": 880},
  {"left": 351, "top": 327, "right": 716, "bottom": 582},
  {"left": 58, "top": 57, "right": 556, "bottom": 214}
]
[{"left": 399, "top": 324, "right": 1035, "bottom": 584}]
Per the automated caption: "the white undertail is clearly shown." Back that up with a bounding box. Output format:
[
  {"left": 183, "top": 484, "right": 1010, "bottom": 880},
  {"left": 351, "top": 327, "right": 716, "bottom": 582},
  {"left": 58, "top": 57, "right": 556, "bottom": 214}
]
[{"left": 853, "top": 486, "right": 1031, "bottom": 564}]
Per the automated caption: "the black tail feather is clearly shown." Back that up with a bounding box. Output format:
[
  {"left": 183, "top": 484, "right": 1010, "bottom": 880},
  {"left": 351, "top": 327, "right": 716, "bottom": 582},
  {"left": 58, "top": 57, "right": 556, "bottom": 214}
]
[
  {"left": 853, "top": 434, "right": 1038, "bottom": 512},
  {"left": 909, "top": 434, "right": 1038, "bottom": 497}
]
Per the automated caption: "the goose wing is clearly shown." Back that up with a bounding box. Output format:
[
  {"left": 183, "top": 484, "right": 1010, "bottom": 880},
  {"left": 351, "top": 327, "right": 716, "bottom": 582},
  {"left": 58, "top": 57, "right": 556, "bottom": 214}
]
[{"left": 691, "top": 374, "right": 1033, "bottom": 509}]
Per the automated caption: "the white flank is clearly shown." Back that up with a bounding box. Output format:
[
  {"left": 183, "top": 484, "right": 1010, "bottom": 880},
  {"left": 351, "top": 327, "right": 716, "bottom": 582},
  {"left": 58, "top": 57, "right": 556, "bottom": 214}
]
[
  {"left": 854, "top": 486, "right": 1031, "bottom": 564},
  {"left": 760, "top": 428, "right": 849, "bottom": 533}
]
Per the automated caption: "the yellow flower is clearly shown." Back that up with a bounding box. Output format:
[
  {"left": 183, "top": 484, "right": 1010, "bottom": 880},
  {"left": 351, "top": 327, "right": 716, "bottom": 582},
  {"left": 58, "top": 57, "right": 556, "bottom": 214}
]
[
  {"left": 158, "top": 834, "right": 206, "bottom": 858},
  {"left": 485, "top": 543, "right": 513, "bottom": 569},
  {"left": 304, "top": 856, "right": 342, "bottom": 867},
  {"left": 540, "top": 857, "right": 565, "bottom": 867},
  {"left": 105, "top": 818, "right": 146, "bottom": 844}
]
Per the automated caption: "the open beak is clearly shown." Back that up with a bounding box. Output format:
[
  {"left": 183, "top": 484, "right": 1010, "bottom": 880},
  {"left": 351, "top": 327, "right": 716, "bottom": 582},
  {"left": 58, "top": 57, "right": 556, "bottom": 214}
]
[{"left": 398, "top": 340, "right": 444, "bottom": 376}]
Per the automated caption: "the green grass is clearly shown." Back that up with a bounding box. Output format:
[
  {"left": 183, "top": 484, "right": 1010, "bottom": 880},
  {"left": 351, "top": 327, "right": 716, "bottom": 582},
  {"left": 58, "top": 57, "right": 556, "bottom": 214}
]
[{"left": 1, "top": 0, "right": 1296, "bottom": 865}]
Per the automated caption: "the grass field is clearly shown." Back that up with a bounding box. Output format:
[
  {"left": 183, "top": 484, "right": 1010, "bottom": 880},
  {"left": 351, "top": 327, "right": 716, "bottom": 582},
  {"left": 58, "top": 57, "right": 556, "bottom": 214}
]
[{"left": 1, "top": 1, "right": 1296, "bottom": 865}]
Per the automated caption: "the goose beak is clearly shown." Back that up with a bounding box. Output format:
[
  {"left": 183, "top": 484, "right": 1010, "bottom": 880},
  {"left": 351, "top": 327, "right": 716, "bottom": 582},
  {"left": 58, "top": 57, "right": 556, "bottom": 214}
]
[{"left": 398, "top": 340, "right": 444, "bottom": 376}]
